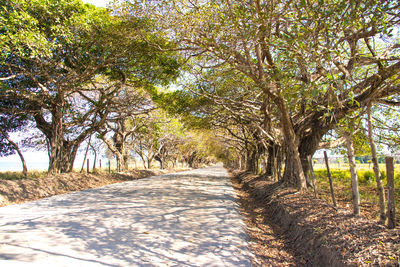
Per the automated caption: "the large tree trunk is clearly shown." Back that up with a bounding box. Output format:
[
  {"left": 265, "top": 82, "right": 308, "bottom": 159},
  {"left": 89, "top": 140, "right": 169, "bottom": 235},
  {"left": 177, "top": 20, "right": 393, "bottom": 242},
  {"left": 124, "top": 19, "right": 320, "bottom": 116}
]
[
  {"left": 367, "top": 103, "right": 386, "bottom": 223},
  {"left": 265, "top": 145, "right": 274, "bottom": 177},
  {"left": 245, "top": 149, "right": 257, "bottom": 173},
  {"left": 344, "top": 130, "right": 360, "bottom": 216},
  {"left": 238, "top": 154, "right": 243, "bottom": 170},
  {"left": 48, "top": 141, "right": 79, "bottom": 173},
  {"left": 47, "top": 104, "right": 65, "bottom": 173},
  {"left": 277, "top": 98, "right": 307, "bottom": 191},
  {"left": 265, "top": 143, "right": 280, "bottom": 179},
  {"left": 298, "top": 132, "right": 324, "bottom": 181},
  {"left": 155, "top": 154, "right": 164, "bottom": 169},
  {"left": 46, "top": 115, "right": 79, "bottom": 174},
  {"left": 40, "top": 95, "right": 79, "bottom": 174}
]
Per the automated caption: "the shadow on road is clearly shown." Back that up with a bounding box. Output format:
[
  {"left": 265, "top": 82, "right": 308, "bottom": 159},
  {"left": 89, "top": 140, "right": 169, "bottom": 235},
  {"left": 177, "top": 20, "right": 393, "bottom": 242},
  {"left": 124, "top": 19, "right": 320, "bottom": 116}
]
[{"left": 0, "top": 166, "right": 252, "bottom": 266}]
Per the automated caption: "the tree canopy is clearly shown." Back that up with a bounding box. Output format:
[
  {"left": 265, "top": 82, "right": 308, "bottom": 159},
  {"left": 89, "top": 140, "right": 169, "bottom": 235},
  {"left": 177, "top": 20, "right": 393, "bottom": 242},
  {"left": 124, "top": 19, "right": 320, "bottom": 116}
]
[
  {"left": 1, "top": 0, "right": 180, "bottom": 173},
  {"left": 128, "top": 0, "right": 400, "bottom": 188},
  {"left": 1, "top": 0, "right": 399, "bottom": 192}
]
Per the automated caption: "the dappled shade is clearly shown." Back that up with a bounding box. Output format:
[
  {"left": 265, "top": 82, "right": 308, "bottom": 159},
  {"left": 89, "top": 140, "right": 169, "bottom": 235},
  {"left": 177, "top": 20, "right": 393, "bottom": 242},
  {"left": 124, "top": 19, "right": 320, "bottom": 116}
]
[{"left": 0, "top": 166, "right": 253, "bottom": 266}]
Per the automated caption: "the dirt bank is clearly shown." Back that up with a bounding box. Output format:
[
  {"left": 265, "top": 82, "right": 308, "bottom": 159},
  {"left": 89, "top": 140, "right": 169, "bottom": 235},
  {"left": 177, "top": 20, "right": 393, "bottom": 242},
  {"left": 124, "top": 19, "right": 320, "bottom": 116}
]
[
  {"left": 231, "top": 171, "right": 400, "bottom": 266},
  {"left": 0, "top": 169, "right": 187, "bottom": 206}
]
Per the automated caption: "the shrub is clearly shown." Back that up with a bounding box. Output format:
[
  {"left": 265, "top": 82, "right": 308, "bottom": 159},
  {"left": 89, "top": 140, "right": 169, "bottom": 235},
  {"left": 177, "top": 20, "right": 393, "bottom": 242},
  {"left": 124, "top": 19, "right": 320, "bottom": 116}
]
[
  {"left": 380, "top": 170, "right": 386, "bottom": 183},
  {"left": 331, "top": 169, "right": 351, "bottom": 181},
  {"left": 314, "top": 169, "right": 350, "bottom": 181},
  {"left": 358, "top": 170, "right": 375, "bottom": 184}
]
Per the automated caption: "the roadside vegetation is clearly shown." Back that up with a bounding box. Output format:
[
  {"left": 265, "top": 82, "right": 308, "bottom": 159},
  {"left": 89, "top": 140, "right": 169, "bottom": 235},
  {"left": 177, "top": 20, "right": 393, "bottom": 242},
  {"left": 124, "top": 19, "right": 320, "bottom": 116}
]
[
  {"left": 0, "top": 170, "right": 47, "bottom": 180},
  {"left": 313, "top": 165, "right": 400, "bottom": 223}
]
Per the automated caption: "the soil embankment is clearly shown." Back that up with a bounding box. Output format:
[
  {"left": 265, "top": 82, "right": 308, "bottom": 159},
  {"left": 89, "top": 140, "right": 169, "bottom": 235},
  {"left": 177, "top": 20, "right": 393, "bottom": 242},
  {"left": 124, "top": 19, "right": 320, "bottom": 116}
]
[
  {"left": 231, "top": 170, "right": 400, "bottom": 266},
  {"left": 0, "top": 169, "right": 186, "bottom": 206}
]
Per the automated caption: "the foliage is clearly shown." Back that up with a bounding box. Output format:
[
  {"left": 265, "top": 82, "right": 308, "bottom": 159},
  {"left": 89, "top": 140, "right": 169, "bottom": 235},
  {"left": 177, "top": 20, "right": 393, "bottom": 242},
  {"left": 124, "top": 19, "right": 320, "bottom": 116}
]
[
  {"left": 127, "top": 0, "right": 400, "bottom": 187},
  {"left": 359, "top": 170, "right": 376, "bottom": 184},
  {"left": 0, "top": 99, "right": 29, "bottom": 156},
  {"left": 368, "top": 103, "right": 400, "bottom": 153},
  {"left": 1, "top": 0, "right": 180, "bottom": 172}
]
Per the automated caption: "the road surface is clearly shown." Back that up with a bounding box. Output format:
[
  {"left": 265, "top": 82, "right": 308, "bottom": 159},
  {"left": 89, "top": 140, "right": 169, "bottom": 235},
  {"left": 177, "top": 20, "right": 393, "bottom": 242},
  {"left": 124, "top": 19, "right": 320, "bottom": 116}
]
[{"left": 0, "top": 166, "right": 253, "bottom": 266}]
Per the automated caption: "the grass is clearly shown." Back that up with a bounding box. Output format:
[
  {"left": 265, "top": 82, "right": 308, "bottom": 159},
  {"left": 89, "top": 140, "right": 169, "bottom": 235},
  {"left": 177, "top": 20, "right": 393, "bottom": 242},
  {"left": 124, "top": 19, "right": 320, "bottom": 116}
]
[
  {"left": 0, "top": 170, "right": 48, "bottom": 180},
  {"left": 313, "top": 166, "right": 400, "bottom": 223}
]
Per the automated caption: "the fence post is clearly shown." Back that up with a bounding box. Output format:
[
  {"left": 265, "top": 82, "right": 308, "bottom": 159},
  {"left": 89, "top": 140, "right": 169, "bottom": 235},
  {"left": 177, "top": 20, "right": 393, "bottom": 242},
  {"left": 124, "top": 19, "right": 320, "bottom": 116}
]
[
  {"left": 386, "top": 157, "right": 396, "bottom": 229},
  {"left": 87, "top": 159, "right": 90, "bottom": 174},
  {"left": 308, "top": 155, "right": 317, "bottom": 198},
  {"left": 324, "top": 151, "right": 337, "bottom": 207},
  {"left": 108, "top": 160, "right": 111, "bottom": 174}
]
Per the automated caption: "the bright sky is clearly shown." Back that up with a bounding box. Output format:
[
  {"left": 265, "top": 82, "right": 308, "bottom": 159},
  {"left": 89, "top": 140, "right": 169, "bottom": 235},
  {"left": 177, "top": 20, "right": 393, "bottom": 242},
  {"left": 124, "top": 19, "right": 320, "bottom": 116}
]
[{"left": 82, "top": 0, "right": 111, "bottom": 7}]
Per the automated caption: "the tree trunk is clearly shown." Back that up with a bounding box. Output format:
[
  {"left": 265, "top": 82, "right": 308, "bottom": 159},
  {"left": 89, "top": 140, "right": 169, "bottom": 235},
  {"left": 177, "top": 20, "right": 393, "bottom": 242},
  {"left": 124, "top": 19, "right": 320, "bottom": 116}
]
[
  {"left": 40, "top": 98, "right": 80, "bottom": 174},
  {"left": 385, "top": 156, "right": 396, "bottom": 229},
  {"left": 80, "top": 136, "right": 92, "bottom": 173},
  {"left": 0, "top": 131, "right": 28, "bottom": 178},
  {"left": 90, "top": 144, "right": 97, "bottom": 171},
  {"left": 367, "top": 103, "right": 386, "bottom": 224},
  {"left": 309, "top": 155, "right": 317, "bottom": 197},
  {"left": 265, "top": 145, "right": 274, "bottom": 177},
  {"left": 324, "top": 151, "right": 337, "bottom": 207},
  {"left": 344, "top": 131, "right": 360, "bottom": 216},
  {"left": 48, "top": 139, "right": 78, "bottom": 174},
  {"left": 245, "top": 149, "right": 257, "bottom": 173},
  {"left": 282, "top": 144, "right": 307, "bottom": 190},
  {"left": 160, "top": 160, "right": 164, "bottom": 169},
  {"left": 123, "top": 154, "right": 129, "bottom": 170},
  {"left": 298, "top": 129, "right": 326, "bottom": 180},
  {"left": 47, "top": 97, "right": 66, "bottom": 174},
  {"left": 116, "top": 153, "right": 124, "bottom": 172},
  {"left": 276, "top": 98, "right": 307, "bottom": 191}
]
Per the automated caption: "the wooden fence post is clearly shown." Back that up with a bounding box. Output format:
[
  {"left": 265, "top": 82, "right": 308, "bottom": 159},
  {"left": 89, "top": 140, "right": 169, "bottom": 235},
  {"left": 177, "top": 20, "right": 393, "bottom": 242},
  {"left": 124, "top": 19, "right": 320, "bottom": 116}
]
[
  {"left": 386, "top": 157, "right": 396, "bottom": 229},
  {"left": 308, "top": 155, "right": 317, "bottom": 198},
  {"left": 87, "top": 159, "right": 89, "bottom": 174},
  {"left": 108, "top": 160, "right": 111, "bottom": 174},
  {"left": 324, "top": 151, "right": 337, "bottom": 207}
]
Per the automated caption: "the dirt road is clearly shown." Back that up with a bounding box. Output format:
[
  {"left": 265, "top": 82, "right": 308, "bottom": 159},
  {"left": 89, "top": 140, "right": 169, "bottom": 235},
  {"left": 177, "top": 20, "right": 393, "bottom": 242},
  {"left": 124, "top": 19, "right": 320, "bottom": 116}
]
[{"left": 0, "top": 166, "right": 253, "bottom": 266}]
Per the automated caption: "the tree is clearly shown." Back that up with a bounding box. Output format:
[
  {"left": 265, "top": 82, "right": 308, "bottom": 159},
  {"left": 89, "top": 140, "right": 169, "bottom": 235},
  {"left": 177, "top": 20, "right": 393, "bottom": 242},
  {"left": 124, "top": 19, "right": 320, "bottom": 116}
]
[
  {"left": 131, "top": 0, "right": 400, "bottom": 190},
  {"left": 367, "top": 102, "right": 386, "bottom": 223},
  {"left": 1, "top": 0, "right": 180, "bottom": 173},
  {"left": 129, "top": 110, "right": 185, "bottom": 169},
  {"left": 0, "top": 99, "right": 29, "bottom": 176},
  {"left": 153, "top": 116, "right": 185, "bottom": 169},
  {"left": 344, "top": 118, "right": 361, "bottom": 216},
  {"left": 98, "top": 87, "right": 154, "bottom": 171}
]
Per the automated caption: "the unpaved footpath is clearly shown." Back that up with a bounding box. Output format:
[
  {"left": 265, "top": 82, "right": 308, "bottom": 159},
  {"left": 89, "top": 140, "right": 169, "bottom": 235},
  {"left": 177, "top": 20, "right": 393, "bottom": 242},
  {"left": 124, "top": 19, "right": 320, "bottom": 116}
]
[{"left": 0, "top": 166, "right": 253, "bottom": 266}]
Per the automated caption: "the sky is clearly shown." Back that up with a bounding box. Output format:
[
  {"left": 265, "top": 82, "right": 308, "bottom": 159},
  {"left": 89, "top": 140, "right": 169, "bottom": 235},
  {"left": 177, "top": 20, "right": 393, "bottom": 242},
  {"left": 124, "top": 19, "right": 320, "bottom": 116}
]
[{"left": 82, "top": 0, "right": 111, "bottom": 7}]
